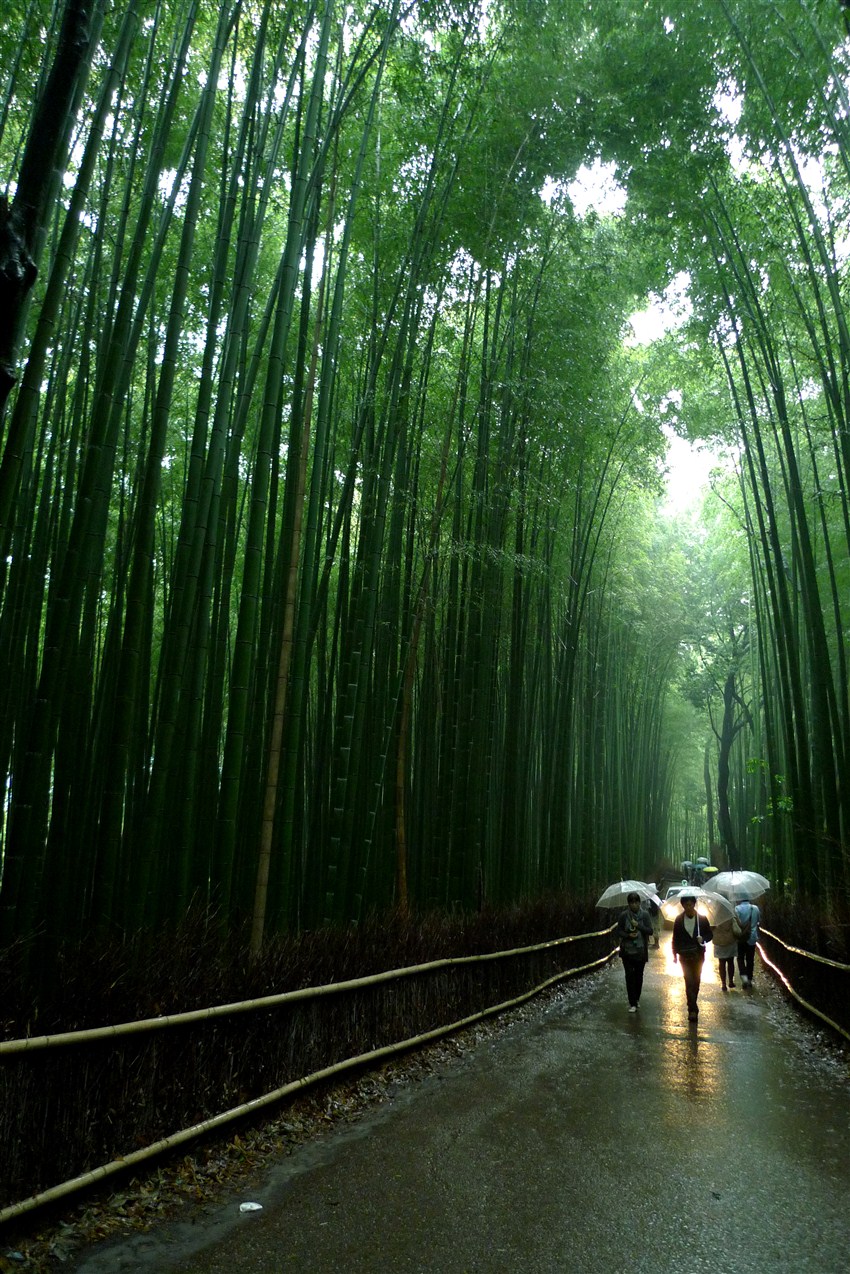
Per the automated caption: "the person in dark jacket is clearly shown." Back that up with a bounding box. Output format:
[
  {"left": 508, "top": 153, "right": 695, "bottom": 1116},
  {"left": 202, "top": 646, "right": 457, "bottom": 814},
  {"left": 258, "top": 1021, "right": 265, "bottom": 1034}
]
[
  {"left": 671, "top": 893, "right": 713, "bottom": 1022},
  {"left": 616, "top": 892, "right": 653, "bottom": 1012}
]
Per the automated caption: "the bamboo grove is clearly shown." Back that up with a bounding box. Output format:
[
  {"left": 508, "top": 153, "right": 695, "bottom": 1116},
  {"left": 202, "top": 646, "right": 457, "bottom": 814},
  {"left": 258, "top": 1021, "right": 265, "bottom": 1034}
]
[
  {"left": 666, "top": 0, "right": 850, "bottom": 898},
  {"left": 1, "top": 1, "right": 850, "bottom": 970}
]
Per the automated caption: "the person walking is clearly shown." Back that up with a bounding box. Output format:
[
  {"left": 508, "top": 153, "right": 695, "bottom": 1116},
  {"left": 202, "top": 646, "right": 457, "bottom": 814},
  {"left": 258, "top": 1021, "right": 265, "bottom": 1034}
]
[
  {"left": 735, "top": 895, "right": 761, "bottom": 988},
  {"left": 645, "top": 894, "right": 661, "bottom": 947},
  {"left": 712, "top": 912, "right": 737, "bottom": 991},
  {"left": 616, "top": 891, "right": 653, "bottom": 1012},
  {"left": 671, "top": 893, "right": 713, "bottom": 1021}
]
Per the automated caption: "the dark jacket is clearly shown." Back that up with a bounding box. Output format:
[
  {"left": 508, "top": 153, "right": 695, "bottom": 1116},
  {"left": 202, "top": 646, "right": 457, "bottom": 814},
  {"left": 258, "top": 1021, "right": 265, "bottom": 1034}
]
[
  {"left": 672, "top": 910, "right": 713, "bottom": 961},
  {"left": 616, "top": 906, "right": 653, "bottom": 962}
]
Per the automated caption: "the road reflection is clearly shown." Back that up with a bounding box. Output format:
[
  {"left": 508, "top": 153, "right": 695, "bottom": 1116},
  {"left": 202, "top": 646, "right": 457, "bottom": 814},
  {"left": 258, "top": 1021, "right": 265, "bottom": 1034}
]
[
  {"left": 660, "top": 1028, "right": 718, "bottom": 1103},
  {"left": 655, "top": 930, "right": 724, "bottom": 1106}
]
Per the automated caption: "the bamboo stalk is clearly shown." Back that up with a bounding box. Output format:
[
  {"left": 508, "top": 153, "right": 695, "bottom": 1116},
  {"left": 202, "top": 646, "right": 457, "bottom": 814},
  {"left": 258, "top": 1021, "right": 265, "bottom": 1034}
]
[
  {"left": 0, "top": 927, "right": 615, "bottom": 1054},
  {"left": 0, "top": 949, "right": 614, "bottom": 1225}
]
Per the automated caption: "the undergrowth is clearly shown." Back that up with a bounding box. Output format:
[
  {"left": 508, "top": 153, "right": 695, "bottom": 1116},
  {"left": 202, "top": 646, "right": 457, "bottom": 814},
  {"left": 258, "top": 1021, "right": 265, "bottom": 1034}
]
[{"left": 1, "top": 894, "right": 604, "bottom": 1210}]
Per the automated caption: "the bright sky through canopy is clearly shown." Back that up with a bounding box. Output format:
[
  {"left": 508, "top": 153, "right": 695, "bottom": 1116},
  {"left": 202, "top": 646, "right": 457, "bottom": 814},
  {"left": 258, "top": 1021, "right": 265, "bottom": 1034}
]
[
  {"left": 660, "top": 428, "right": 718, "bottom": 517},
  {"left": 543, "top": 163, "right": 718, "bottom": 514},
  {"left": 539, "top": 159, "right": 628, "bottom": 216},
  {"left": 565, "top": 159, "right": 628, "bottom": 217}
]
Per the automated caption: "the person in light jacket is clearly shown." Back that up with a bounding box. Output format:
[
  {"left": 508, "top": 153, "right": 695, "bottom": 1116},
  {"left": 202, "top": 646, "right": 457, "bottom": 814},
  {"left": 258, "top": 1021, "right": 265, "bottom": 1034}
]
[
  {"left": 672, "top": 893, "right": 713, "bottom": 1021},
  {"left": 735, "top": 896, "right": 761, "bottom": 988},
  {"left": 643, "top": 894, "right": 661, "bottom": 947},
  {"left": 616, "top": 892, "right": 653, "bottom": 1012},
  {"left": 712, "top": 913, "right": 737, "bottom": 991}
]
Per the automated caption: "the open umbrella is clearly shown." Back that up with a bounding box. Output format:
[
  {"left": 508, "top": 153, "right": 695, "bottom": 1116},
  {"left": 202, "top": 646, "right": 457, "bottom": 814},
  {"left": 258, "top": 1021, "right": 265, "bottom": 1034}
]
[
  {"left": 595, "top": 879, "right": 655, "bottom": 909},
  {"left": 660, "top": 887, "right": 735, "bottom": 926},
  {"left": 705, "top": 870, "right": 770, "bottom": 901}
]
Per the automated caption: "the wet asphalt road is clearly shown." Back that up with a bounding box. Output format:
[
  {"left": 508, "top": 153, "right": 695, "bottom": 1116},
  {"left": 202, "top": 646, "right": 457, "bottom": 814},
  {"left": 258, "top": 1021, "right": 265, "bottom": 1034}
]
[{"left": 73, "top": 936, "right": 850, "bottom": 1274}]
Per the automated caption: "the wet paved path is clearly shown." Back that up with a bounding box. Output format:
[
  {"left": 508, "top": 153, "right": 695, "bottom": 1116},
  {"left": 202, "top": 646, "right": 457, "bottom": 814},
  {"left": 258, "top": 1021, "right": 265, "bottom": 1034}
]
[{"left": 74, "top": 936, "right": 850, "bottom": 1273}]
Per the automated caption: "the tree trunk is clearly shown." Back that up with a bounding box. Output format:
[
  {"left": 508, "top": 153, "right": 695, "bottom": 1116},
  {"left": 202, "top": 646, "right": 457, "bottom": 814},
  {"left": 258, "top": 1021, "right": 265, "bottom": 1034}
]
[
  {"left": 0, "top": 0, "right": 101, "bottom": 424},
  {"left": 717, "top": 669, "right": 740, "bottom": 866}
]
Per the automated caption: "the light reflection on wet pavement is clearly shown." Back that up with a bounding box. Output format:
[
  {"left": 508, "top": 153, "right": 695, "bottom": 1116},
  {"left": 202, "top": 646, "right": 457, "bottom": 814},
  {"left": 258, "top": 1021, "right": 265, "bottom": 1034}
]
[{"left": 74, "top": 934, "right": 850, "bottom": 1273}]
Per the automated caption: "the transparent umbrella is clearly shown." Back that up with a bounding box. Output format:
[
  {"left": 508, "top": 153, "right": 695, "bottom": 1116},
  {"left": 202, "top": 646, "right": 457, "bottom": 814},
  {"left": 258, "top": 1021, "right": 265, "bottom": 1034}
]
[
  {"left": 595, "top": 879, "right": 655, "bottom": 909},
  {"left": 705, "top": 870, "right": 770, "bottom": 902},
  {"left": 660, "top": 887, "right": 735, "bottom": 926}
]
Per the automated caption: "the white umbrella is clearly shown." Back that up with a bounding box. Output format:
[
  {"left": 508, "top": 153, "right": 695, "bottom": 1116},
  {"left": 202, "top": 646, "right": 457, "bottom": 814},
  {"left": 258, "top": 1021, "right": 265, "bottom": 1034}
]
[
  {"left": 705, "top": 870, "right": 770, "bottom": 901},
  {"left": 660, "top": 887, "right": 735, "bottom": 926},
  {"left": 595, "top": 879, "right": 655, "bottom": 909}
]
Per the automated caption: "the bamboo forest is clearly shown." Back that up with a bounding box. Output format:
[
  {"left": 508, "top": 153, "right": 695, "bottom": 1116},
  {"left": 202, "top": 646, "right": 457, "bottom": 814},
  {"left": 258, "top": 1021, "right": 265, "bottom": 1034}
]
[{"left": 2, "top": 0, "right": 850, "bottom": 982}]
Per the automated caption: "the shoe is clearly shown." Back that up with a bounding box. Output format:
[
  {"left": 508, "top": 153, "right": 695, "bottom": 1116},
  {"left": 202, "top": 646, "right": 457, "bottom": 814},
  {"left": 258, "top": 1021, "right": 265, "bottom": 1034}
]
[
  {"left": 741, "top": 976, "right": 750, "bottom": 987},
  {"left": 728, "top": 980, "right": 735, "bottom": 988},
  {"left": 721, "top": 984, "right": 728, "bottom": 992},
  {"left": 628, "top": 1005, "right": 637, "bottom": 1013}
]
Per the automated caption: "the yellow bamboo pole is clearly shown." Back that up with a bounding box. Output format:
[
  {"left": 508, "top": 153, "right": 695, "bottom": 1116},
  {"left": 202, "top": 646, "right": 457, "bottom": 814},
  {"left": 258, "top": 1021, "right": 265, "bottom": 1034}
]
[
  {"left": 759, "top": 926, "right": 850, "bottom": 971},
  {"left": 0, "top": 927, "right": 615, "bottom": 1054},
  {"left": 0, "top": 949, "right": 613, "bottom": 1225}
]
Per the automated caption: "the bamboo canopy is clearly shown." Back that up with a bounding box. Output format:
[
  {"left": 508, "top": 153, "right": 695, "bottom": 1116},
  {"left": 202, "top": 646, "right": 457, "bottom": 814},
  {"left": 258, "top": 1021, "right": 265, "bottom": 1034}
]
[{"left": 1, "top": 0, "right": 850, "bottom": 982}]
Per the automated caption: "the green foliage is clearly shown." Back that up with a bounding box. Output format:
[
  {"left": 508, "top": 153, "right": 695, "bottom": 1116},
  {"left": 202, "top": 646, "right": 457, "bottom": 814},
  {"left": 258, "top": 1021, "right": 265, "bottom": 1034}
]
[{"left": 3, "top": 0, "right": 850, "bottom": 977}]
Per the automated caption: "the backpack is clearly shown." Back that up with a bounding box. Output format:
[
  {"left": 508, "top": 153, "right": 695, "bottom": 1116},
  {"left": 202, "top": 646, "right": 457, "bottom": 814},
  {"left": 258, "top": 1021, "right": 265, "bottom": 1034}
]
[{"left": 732, "top": 905, "right": 752, "bottom": 942}]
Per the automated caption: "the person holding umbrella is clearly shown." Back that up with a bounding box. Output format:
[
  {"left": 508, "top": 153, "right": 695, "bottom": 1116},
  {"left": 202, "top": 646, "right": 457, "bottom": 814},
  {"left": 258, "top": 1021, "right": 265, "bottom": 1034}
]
[
  {"left": 672, "top": 892, "right": 713, "bottom": 1021},
  {"left": 642, "top": 892, "right": 661, "bottom": 947},
  {"left": 734, "top": 894, "right": 761, "bottom": 988},
  {"left": 704, "top": 871, "right": 769, "bottom": 990},
  {"left": 712, "top": 910, "right": 737, "bottom": 991},
  {"left": 616, "top": 891, "right": 653, "bottom": 1012}
]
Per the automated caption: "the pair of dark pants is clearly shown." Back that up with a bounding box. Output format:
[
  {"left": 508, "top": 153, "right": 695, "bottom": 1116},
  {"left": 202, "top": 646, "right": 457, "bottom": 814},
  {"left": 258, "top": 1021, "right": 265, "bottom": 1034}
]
[
  {"left": 623, "top": 956, "right": 646, "bottom": 1007},
  {"left": 737, "top": 942, "right": 755, "bottom": 982},
  {"left": 679, "top": 954, "right": 704, "bottom": 1016},
  {"left": 719, "top": 956, "right": 735, "bottom": 987}
]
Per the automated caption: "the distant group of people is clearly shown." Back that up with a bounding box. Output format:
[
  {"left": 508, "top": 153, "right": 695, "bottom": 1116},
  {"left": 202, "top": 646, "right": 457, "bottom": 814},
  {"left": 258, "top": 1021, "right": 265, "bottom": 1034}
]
[
  {"left": 616, "top": 890, "right": 760, "bottom": 1020},
  {"left": 709, "top": 897, "right": 759, "bottom": 992}
]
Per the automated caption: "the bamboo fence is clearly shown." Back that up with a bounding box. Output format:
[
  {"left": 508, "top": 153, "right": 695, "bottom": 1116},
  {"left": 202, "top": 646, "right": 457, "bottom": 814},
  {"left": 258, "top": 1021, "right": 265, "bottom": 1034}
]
[
  {"left": 757, "top": 928, "right": 850, "bottom": 1044},
  {"left": 1, "top": 927, "right": 617, "bottom": 1223}
]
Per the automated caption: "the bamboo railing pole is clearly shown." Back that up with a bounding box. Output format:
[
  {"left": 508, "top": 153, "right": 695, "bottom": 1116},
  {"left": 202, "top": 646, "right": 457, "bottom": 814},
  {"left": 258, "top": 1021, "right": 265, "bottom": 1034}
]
[
  {"left": 757, "top": 943, "right": 850, "bottom": 1043},
  {"left": 759, "top": 926, "right": 850, "bottom": 971}
]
